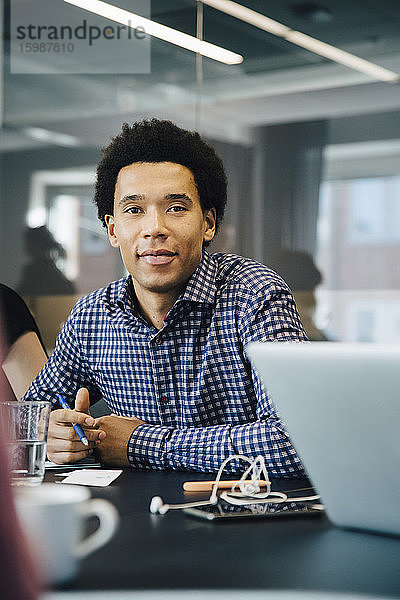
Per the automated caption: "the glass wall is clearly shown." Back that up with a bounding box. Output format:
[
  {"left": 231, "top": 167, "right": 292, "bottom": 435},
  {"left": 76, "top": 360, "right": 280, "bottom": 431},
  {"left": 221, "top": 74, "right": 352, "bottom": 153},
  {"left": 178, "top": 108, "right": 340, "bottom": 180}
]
[{"left": 1, "top": 0, "right": 400, "bottom": 348}]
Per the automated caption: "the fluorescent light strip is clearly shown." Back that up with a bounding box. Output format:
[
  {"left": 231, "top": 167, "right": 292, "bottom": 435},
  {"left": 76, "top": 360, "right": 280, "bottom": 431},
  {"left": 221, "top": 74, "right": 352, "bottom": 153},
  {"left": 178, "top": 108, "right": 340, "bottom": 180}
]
[
  {"left": 202, "top": 0, "right": 400, "bottom": 83},
  {"left": 24, "top": 127, "right": 80, "bottom": 146},
  {"left": 64, "top": 0, "right": 243, "bottom": 65},
  {"left": 203, "top": 0, "right": 291, "bottom": 37},
  {"left": 285, "top": 31, "right": 397, "bottom": 82}
]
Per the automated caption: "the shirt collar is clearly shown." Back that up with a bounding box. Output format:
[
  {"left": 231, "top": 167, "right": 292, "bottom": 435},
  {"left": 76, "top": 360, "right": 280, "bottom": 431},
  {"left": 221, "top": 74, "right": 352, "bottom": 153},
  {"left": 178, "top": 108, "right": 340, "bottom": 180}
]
[
  {"left": 110, "top": 250, "right": 218, "bottom": 315},
  {"left": 114, "top": 276, "right": 136, "bottom": 313},
  {"left": 179, "top": 250, "right": 218, "bottom": 305}
]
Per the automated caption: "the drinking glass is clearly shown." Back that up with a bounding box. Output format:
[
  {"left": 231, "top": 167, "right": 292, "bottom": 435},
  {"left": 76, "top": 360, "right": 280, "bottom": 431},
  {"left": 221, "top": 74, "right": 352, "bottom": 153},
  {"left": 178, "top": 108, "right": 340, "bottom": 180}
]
[{"left": 1, "top": 401, "right": 51, "bottom": 486}]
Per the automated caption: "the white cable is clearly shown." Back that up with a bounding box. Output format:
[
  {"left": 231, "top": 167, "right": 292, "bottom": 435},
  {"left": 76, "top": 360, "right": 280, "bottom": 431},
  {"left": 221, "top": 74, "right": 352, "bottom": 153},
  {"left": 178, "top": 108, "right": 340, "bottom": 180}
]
[
  {"left": 219, "top": 455, "right": 288, "bottom": 505},
  {"left": 149, "top": 454, "right": 320, "bottom": 514},
  {"left": 284, "top": 494, "right": 320, "bottom": 502},
  {"left": 149, "top": 495, "right": 217, "bottom": 515}
]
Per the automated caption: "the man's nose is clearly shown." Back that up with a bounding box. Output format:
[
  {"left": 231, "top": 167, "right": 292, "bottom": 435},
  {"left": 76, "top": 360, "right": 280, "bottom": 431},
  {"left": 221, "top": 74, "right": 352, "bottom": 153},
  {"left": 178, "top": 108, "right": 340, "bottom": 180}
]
[{"left": 142, "top": 209, "right": 168, "bottom": 237}]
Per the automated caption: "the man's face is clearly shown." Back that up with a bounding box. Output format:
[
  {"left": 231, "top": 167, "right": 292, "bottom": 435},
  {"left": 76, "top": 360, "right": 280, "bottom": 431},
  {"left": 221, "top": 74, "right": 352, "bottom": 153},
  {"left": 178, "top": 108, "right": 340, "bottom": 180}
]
[{"left": 105, "top": 161, "right": 216, "bottom": 300}]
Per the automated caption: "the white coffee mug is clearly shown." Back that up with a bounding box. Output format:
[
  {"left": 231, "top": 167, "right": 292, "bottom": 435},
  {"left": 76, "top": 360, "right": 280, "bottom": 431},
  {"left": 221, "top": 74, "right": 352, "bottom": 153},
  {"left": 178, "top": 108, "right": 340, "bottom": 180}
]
[{"left": 14, "top": 483, "right": 119, "bottom": 585}]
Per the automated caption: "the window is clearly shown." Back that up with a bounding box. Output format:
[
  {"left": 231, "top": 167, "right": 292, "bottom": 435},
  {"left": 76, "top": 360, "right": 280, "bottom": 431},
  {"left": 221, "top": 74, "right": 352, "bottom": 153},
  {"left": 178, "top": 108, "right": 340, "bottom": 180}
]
[{"left": 316, "top": 175, "right": 400, "bottom": 342}]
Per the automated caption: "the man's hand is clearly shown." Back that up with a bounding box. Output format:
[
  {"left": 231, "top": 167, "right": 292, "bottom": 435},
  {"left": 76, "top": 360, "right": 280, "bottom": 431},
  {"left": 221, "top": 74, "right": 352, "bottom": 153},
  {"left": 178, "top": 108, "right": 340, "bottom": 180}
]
[
  {"left": 94, "top": 414, "right": 145, "bottom": 467},
  {"left": 47, "top": 388, "right": 106, "bottom": 464}
]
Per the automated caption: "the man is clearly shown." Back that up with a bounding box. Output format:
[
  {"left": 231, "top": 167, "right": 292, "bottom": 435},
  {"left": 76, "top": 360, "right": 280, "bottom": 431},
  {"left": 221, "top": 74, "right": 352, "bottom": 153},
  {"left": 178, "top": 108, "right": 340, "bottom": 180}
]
[{"left": 26, "top": 119, "right": 307, "bottom": 475}]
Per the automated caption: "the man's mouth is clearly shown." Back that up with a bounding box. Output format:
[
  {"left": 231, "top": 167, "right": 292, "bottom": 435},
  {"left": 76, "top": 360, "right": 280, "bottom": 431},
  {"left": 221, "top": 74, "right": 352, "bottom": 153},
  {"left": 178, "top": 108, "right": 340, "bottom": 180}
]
[{"left": 138, "top": 249, "right": 177, "bottom": 265}]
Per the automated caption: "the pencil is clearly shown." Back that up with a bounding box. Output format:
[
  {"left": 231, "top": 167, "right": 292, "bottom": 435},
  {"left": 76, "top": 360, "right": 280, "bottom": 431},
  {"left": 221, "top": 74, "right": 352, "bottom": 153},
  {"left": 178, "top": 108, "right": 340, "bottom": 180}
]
[{"left": 183, "top": 479, "right": 268, "bottom": 492}]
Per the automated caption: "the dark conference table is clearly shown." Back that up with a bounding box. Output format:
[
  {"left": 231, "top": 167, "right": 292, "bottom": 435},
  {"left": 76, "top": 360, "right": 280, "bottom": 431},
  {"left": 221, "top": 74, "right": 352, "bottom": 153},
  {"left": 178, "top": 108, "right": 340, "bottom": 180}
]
[{"left": 46, "top": 468, "right": 400, "bottom": 597}]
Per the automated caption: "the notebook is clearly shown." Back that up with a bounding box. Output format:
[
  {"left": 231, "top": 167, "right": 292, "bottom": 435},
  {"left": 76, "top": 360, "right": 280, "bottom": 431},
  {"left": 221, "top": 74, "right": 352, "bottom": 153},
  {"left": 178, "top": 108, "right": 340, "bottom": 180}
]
[{"left": 246, "top": 342, "right": 400, "bottom": 536}]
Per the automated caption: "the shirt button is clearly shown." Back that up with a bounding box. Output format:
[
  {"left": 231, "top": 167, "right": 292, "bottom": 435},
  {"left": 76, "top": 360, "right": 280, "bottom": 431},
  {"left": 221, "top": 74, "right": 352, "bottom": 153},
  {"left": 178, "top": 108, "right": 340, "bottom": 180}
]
[
  {"left": 154, "top": 337, "right": 162, "bottom": 345},
  {"left": 160, "top": 395, "right": 170, "bottom": 404}
]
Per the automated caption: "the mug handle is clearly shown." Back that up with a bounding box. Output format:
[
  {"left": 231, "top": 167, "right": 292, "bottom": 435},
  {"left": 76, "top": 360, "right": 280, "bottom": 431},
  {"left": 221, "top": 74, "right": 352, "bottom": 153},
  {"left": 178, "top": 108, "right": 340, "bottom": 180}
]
[{"left": 75, "top": 498, "right": 119, "bottom": 558}]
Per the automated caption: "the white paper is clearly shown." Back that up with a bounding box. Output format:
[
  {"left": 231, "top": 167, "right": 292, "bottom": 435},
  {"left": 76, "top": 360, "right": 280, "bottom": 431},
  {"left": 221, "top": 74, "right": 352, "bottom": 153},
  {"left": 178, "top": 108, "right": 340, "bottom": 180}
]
[{"left": 58, "top": 469, "right": 122, "bottom": 487}]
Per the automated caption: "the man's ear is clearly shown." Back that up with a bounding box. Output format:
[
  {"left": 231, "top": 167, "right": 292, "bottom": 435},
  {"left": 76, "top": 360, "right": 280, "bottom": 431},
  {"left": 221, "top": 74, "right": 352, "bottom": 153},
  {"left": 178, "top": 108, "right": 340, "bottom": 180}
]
[
  {"left": 203, "top": 208, "right": 216, "bottom": 243},
  {"left": 105, "top": 214, "right": 119, "bottom": 248}
]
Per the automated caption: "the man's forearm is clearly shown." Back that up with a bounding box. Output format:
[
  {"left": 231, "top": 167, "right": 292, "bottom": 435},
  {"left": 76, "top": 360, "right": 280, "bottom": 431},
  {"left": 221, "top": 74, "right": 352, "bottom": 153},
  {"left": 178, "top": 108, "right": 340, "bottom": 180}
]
[{"left": 127, "top": 419, "right": 305, "bottom": 476}]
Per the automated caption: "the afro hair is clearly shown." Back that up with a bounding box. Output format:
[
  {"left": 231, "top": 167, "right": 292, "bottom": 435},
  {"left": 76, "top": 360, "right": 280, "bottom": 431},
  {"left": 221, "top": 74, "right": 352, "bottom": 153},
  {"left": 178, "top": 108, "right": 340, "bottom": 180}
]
[{"left": 94, "top": 118, "right": 227, "bottom": 235}]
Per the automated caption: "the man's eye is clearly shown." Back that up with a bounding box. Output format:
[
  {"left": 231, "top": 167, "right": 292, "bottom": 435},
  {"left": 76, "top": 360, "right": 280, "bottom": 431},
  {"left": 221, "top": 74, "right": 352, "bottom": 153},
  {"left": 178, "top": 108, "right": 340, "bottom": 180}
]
[
  {"left": 168, "top": 205, "right": 187, "bottom": 213},
  {"left": 125, "top": 206, "right": 142, "bottom": 214}
]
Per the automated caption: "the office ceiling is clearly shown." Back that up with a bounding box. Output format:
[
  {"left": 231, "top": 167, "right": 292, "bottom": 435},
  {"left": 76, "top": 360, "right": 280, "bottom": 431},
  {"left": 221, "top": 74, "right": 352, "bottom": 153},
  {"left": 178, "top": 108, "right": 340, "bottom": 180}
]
[{"left": 2, "top": 0, "right": 400, "bottom": 151}]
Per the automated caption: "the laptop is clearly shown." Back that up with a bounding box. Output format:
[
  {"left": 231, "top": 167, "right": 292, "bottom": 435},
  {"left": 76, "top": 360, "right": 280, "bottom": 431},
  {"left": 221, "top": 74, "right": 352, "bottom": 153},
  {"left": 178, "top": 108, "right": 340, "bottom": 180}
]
[{"left": 246, "top": 342, "right": 400, "bottom": 536}]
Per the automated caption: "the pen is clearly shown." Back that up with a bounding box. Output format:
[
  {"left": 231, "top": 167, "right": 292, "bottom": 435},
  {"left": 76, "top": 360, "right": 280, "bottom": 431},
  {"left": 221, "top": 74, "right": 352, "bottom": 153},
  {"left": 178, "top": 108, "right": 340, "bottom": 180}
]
[
  {"left": 57, "top": 394, "right": 89, "bottom": 447},
  {"left": 183, "top": 479, "right": 268, "bottom": 492}
]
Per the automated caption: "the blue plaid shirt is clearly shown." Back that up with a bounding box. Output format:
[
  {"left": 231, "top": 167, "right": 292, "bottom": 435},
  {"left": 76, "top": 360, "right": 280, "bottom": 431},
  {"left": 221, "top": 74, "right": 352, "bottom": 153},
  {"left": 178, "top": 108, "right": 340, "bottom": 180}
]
[{"left": 27, "top": 252, "right": 307, "bottom": 475}]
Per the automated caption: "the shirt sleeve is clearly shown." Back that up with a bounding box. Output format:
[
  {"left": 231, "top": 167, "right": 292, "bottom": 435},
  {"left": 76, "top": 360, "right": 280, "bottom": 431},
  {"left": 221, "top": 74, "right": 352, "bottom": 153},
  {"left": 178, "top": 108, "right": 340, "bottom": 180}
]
[
  {"left": 23, "top": 310, "right": 101, "bottom": 407},
  {"left": 127, "top": 418, "right": 303, "bottom": 476},
  {"left": 127, "top": 282, "right": 307, "bottom": 476}
]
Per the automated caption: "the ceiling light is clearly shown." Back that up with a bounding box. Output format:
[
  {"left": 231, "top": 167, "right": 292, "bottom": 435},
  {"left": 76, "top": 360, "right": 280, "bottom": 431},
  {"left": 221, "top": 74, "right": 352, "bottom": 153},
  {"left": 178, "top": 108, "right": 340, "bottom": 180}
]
[
  {"left": 202, "top": 0, "right": 399, "bottom": 83},
  {"left": 24, "top": 127, "right": 80, "bottom": 146},
  {"left": 285, "top": 31, "right": 398, "bottom": 82},
  {"left": 64, "top": 0, "right": 243, "bottom": 65},
  {"left": 202, "top": 0, "right": 291, "bottom": 37}
]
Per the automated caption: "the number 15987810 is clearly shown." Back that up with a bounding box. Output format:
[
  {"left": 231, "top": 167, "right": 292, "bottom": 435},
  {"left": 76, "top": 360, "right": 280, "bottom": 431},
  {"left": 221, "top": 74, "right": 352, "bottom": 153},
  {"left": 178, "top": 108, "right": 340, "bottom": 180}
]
[{"left": 19, "top": 42, "right": 75, "bottom": 52}]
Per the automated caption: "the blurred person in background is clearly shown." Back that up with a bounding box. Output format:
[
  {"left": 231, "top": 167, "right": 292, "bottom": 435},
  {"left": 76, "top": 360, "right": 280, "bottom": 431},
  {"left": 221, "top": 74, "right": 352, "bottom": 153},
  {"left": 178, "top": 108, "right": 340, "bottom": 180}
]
[
  {"left": 17, "top": 225, "right": 76, "bottom": 296},
  {"left": 269, "top": 249, "right": 329, "bottom": 342},
  {"left": 0, "top": 284, "right": 47, "bottom": 399}
]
